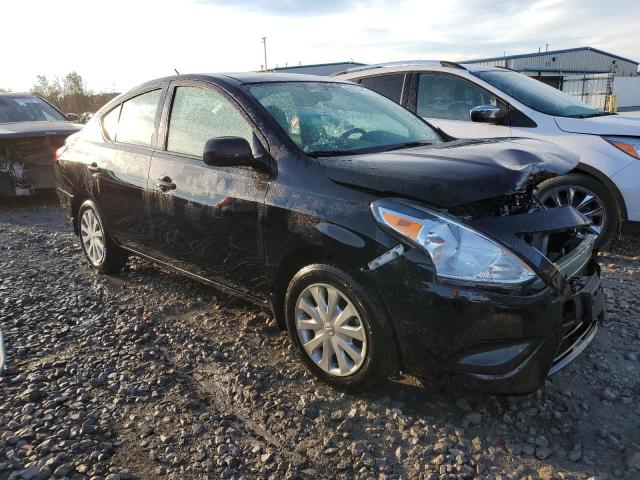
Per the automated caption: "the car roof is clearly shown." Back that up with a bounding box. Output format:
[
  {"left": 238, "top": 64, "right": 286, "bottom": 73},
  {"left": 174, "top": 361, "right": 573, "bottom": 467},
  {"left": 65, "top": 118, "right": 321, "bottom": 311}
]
[
  {"left": 335, "top": 61, "right": 505, "bottom": 78},
  {"left": 0, "top": 92, "right": 38, "bottom": 97},
  {"left": 130, "top": 72, "right": 352, "bottom": 91}
]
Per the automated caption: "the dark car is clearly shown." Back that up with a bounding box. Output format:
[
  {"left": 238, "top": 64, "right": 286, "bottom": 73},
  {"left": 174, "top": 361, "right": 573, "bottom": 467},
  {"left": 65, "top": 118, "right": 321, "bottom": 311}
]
[
  {"left": 0, "top": 92, "right": 81, "bottom": 197},
  {"left": 54, "top": 73, "right": 604, "bottom": 393}
]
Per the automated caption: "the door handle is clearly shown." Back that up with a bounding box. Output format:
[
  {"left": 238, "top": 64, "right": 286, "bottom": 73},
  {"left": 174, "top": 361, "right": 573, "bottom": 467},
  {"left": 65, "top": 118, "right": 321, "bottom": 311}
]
[
  {"left": 155, "top": 176, "right": 176, "bottom": 192},
  {"left": 88, "top": 162, "right": 101, "bottom": 175}
]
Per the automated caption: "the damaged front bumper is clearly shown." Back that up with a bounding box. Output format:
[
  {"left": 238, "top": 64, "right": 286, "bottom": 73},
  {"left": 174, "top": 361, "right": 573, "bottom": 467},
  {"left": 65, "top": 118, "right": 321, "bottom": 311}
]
[
  {"left": 365, "top": 207, "right": 604, "bottom": 394},
  {"left": 442, "top": 246, "right": 604, "bottom": 393}
]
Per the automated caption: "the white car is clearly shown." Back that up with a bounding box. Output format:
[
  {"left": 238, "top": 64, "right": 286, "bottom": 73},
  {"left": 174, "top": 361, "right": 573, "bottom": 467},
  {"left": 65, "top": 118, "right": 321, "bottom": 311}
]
[{"left": 337, "top": 62, "right": 640, "bottom": 246}]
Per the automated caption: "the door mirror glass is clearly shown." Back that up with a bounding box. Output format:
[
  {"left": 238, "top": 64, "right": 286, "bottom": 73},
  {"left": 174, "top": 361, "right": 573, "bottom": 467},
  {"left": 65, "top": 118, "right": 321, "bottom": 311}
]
[
  {"left": 66, "top": 112, "right": 79, "bottom": 122},
  {"left": 470, "top": 105, "right": 506, "bottom": 124},
  {"left": 203, "top": 136, "right": 254, "bottom": 167}
]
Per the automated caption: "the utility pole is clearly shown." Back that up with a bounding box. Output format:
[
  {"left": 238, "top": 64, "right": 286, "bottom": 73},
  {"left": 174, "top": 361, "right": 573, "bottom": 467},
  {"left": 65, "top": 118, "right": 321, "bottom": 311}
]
[{"left": 262, "top": 37, "right": 268, "bottom": 71}]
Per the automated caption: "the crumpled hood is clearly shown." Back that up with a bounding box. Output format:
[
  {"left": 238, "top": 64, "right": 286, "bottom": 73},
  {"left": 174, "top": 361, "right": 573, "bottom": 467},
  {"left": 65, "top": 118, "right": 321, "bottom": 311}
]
[
  {"left": 318, "top": 137, "right": 579, "bottom": 208},
  {"left": 554, "top": 114, "right": 640, "bottom": 136},
  {"left": 0, "top": 121, "right": 81, "bottom": 139}
]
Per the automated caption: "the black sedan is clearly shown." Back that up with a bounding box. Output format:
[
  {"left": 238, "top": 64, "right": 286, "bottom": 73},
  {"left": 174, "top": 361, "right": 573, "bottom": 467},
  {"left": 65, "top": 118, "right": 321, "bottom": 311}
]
[
  {"left": 1, "top": 92, "right": 80, "bottom": 197},
  {"left": 54, "top": 73, "right": 604, "bottom": 393}
]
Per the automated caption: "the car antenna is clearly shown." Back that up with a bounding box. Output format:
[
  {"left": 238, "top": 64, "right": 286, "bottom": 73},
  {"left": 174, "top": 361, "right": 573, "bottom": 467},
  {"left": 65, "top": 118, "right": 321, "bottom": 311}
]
[{"left": 174, "top": 68, "right": 180, "bottom": 75}]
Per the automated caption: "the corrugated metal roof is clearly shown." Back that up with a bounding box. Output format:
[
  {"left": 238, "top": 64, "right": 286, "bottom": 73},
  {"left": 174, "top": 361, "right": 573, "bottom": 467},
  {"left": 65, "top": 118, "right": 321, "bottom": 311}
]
[
  {"left": 273, "top": 61, "right": 365, "bottom": 71},
  {"left": 466, "top": 46, "right": 638, "bottom": 66}
]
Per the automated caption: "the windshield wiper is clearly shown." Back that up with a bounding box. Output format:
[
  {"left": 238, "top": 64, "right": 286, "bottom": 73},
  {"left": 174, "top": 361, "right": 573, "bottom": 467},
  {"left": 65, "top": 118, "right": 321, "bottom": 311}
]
[
  {"left": 568, "top": 111, "right": 617, "bottom": 118},
  {"left": 306, "top": 150, "right": 360, "bottom": 157},
  {"left": 385, "top": 141, "right": 433, "bottom": 151}
]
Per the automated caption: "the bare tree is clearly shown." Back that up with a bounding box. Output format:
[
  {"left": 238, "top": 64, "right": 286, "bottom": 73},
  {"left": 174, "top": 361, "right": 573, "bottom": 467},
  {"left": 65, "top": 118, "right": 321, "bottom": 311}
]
[{"left": 31, "top": 72, "right": 118, "bottom": 115}]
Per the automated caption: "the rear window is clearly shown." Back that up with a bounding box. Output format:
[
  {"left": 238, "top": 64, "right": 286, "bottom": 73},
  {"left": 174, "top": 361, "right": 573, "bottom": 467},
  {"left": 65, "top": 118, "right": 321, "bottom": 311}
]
[
  {"left": 0, "top": 96, "right": 67, "bottom": 123},
  {"left": 102, "top": 105, "right": 121, "bottom": 141},
  {"left": 111, "top": 89, "right": 161, "bottom": 147}
]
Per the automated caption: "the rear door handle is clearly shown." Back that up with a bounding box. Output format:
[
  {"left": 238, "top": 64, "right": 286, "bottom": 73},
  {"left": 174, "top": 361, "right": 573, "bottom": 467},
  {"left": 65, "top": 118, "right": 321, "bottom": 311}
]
[
  {"left": 88, "top": 162, "right": 101, "bottom": 175},
  {"left": 155, "top": 176, "right": 176, "bottom": 192}
]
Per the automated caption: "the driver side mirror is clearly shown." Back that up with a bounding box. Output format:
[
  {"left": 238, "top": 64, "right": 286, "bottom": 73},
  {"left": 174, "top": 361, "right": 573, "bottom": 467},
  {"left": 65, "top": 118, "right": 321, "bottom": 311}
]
[
  {"left": 66, "top": 113, "right": 79, "bottom": 122},
  {"left": 470, "top": 105, "right": 506, "bottom": 124},
  {"left": 203, "top": 137, "right": 254, "bottom": 167}
]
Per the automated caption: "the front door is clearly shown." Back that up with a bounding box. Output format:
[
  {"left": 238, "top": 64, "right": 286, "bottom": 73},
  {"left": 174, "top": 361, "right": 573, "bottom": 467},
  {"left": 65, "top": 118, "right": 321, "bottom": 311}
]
[
  {"left": 414, "top": 72, "right": 513, "bottom": 139},
  {"left": 146, "top": 83, "right": 269, "bottom": 298},
  {"left": 94, "top": 88, "right": 163, "bottom": 250}
]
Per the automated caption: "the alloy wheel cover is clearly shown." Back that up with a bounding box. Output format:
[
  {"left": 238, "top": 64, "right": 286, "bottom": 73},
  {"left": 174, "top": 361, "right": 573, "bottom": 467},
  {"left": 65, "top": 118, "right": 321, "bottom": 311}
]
[
  {"left": 295, "top": 283, "right": 368, "bottom": 377},
  {"left": 80, "top": 209, "right": 106, "bottom": 266}
]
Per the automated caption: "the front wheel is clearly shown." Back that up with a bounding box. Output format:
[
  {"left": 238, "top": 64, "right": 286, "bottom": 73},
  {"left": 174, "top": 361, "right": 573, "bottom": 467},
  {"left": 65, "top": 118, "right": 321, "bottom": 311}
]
[
  {"left": 536, "top": 173, "right": 620, "bottom": 249},
  {"left": 284, "top": 264, "right": 397, "bottom": 391},
  {"left": 78, "top": 200, "right": 128, "bottom": 274}
]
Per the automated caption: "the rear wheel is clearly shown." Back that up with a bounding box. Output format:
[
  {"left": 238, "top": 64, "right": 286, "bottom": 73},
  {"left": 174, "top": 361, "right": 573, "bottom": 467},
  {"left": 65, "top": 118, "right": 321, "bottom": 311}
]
[
  {"left": 285, "top": 264, "right": 397, "bottom": 391},
  {"left": 536, "top": 173, "right": 619, "bottom": 248},
  {"left": 78, "top": 200, "right": 128, "bottom": 274}
]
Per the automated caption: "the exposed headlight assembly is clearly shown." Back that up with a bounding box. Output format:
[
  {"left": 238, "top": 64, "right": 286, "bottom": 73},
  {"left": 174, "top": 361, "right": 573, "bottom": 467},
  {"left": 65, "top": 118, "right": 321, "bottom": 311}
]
[
  {"left": 371, "top": 199, "right": 538, "bottom": 286},
  {"left": 604, "top": 136, "right": 640, "bottom": 159}
]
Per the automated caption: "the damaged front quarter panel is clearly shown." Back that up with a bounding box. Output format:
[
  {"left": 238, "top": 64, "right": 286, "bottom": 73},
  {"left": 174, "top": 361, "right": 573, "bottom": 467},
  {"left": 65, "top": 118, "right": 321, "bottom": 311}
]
[{"left": 468, "top": 206, "right": 593, "bottom": 292}]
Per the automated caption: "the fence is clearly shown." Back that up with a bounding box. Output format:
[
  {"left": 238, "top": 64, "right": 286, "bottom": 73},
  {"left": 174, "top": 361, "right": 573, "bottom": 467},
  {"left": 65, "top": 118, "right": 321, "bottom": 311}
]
[
  {"left": 561, "top": 73, "right": 614, "bottom": 110},
  {"left": 613, "top": 77, "right": 640, "bottom": 108}
]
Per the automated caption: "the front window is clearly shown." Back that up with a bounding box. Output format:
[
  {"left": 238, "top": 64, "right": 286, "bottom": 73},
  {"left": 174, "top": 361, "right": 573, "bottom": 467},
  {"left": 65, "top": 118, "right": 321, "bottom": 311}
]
[
  {"left": 0, "top": 96, "right": 67, "bottom": 123},
  {"left": 474, "top": 70, "right": 605, "bottom": 118},
  {"left": 167, "top": 86, "right": 253, "bottom": 157},
  {"left": 417, "top": 73, "right": 498, "bottom": 121},
  {"left": 249, "top": 82, "right": 441, "bottom": 156}
]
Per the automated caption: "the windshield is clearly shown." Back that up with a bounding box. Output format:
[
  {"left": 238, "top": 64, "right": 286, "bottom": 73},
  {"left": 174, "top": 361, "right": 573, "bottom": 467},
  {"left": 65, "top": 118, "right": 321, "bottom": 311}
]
[
  {"left": 474, "top": 70, "right": 605, "bottom": 118},
  {"left": 0, "top": 96, "right": 67, "bottom": 123},
  {"left": 249, "top": 82, "right": 441, "bottom": 156}
]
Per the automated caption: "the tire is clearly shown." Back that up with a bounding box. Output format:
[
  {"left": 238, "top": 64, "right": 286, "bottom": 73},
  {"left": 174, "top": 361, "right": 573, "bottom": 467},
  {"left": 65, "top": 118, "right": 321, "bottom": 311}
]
[
  {"left": 78, "top": 200, "right": 128, "bottom": 274},
  {"left": 284, "top": 264, "right": 397, "bottom": 391},
  {"left": 536, "top": 173, "right": 620, "bottom": 249}
]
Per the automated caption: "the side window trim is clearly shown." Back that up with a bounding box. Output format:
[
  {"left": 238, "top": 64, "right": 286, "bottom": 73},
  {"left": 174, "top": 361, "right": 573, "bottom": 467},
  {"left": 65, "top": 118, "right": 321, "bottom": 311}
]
[{"left": 406, "top": 72, "right": 419, "bottom": 113}]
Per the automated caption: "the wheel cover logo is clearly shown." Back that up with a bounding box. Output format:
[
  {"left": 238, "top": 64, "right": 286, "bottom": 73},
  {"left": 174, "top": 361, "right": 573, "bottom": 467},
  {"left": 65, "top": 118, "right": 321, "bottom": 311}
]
[{"left": 324, "top": 323, "right": 336, "bottom": 336}]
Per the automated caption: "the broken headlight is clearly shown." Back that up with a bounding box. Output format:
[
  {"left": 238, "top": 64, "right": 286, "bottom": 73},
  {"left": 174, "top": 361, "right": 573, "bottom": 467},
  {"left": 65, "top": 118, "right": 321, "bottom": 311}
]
[{"left": 371, "top": 199, "right": 537, "bottom": 285}]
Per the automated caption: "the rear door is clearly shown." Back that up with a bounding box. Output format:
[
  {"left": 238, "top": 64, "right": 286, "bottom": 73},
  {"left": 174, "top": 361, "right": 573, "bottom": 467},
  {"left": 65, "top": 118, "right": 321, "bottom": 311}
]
[
  {"left": 146, "top": 81, "right": 270, "bottom": 298},
  {"left": 95, "top": 86, "right": 165, "bottom": 250},
  {"left": 411, "top": 72, "right": 512, "bottom": 139}
]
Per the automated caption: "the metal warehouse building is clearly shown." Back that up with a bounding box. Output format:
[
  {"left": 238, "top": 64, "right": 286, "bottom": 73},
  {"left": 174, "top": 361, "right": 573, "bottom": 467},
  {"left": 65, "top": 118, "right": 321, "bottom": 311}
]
[
  {"left": 467, "top": 46, "right": 639, "bottom": 109},
  {"left": 272, "top": 61, "right": 365, "bottom": 76}
]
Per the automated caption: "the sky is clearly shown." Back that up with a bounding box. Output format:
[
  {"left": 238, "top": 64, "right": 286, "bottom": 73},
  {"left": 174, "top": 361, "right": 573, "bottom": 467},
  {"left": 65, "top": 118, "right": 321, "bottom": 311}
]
[{"left": 2, "top": 0, "right": 639, "bottom": 93}]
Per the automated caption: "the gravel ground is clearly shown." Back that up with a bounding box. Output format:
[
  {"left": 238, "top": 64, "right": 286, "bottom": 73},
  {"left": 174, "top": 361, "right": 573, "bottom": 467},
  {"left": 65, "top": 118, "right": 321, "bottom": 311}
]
[{"left": 1, "top": 194, "right": 639, "bottom": 480}]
